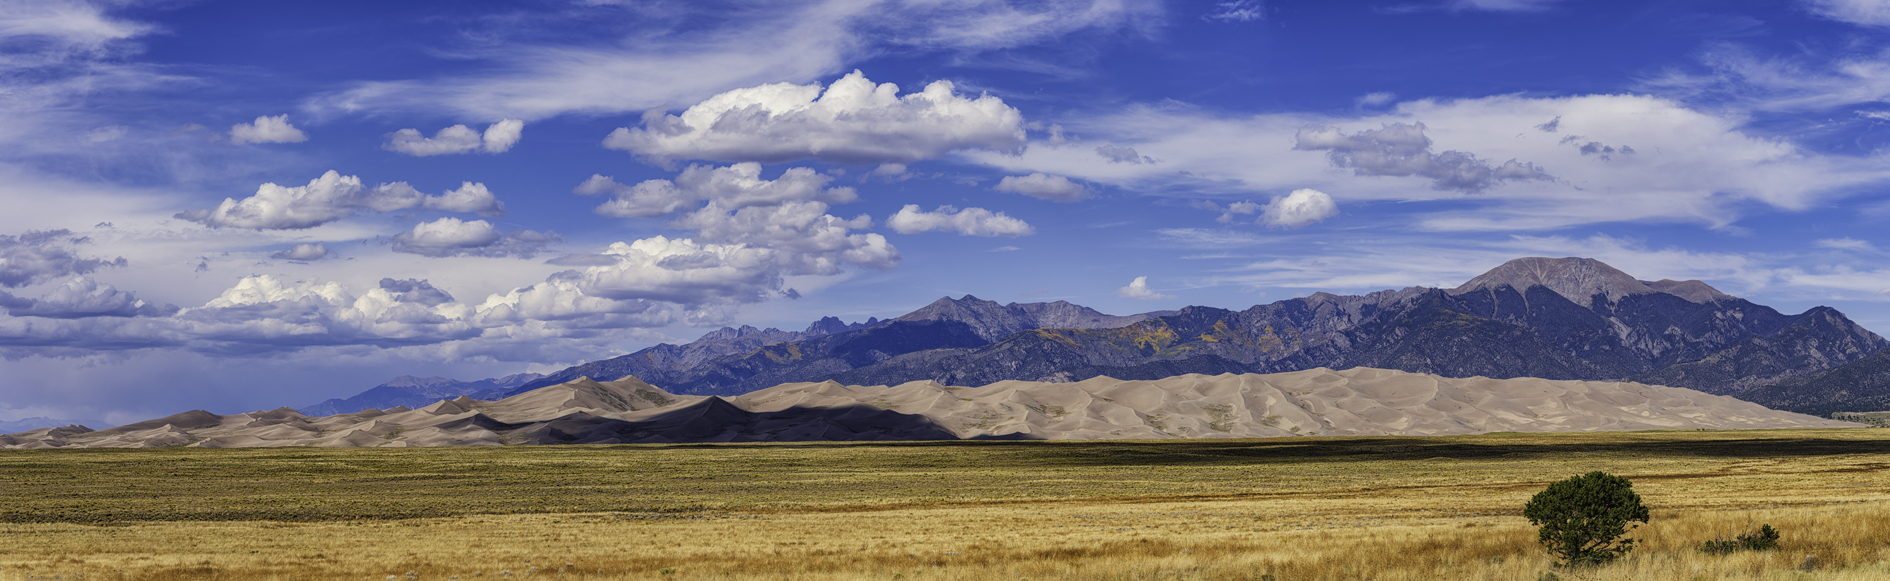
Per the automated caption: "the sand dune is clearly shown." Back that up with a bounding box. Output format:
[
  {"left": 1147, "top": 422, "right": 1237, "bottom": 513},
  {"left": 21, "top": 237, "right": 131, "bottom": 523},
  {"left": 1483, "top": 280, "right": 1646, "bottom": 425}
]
[{"left": 0, "top": 368, "right": 1857, "bottom": 448}]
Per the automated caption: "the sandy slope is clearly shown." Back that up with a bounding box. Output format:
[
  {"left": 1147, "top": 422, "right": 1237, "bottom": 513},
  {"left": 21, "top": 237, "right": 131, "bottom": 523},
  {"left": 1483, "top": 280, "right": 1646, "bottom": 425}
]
[{"left": 0, "top": 368, "right": 1857, "bottom": 448}]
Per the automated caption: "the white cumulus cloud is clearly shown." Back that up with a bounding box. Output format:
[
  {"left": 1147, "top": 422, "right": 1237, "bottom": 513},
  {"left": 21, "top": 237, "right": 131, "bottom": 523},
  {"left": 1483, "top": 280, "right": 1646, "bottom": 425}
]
[
  {"left": 421, "top": 182, "right": 506, "bottom": 217},
  {"left": 550, "top": 236, "right": 792, "bottom": 307},
  {"left": 560, "top": 164, "right": 898, "bottom": 318},
  {"left": 1262, "top": 189, "right": 1339, "bottom": 228},
  {"left": 383, "top": 119, "right": 525, "bottom": 156},
  {"left": 472, "top": 278, "right": 675, "bottom": 328},
  {"left": 389, "top": 217, "right": 559, "bottom": 258},
  {"left": 887, "top": 205, "right": 1034, "bottom": 237},
  {"left": 174, "top": 275, "right": 481, "bottom": 350},
  {"left": 576, "top": 163, "right": 855, "bottom": 219},
  {"left": 175, "top": 171, "right": 421, "bottom": 229},
  {"left": 995, "top": 173, "right": 1089, "bottom": 201},
  {"left": 228, "top": 114, "right": 308, "bottom": 145},
  {"left": 384, "top": 125, "right": 479, "bottom": 156},
  {"left": 176, "top": 171, "right": 510, "bottom": 229},
  {"left": 3, "top": 277, "right": 174, "bottom": 319},
  {"left": 671, "top": 200, "right": 897, "bottom": 274},
  {"left": 0, "top": 229, "right": 126, "bottom": 288},
  {"left": 481, "top": 119, "right": 524, "bottom": 153},
  {"left": 1116, "top": 276, "right": 1174, "bottom": 300},
  {"left": 867, "top": 163, "right": 913, "bottom": 181},
  {"left": 603, "top": 70, "right": 1026, "bottom": 165}
]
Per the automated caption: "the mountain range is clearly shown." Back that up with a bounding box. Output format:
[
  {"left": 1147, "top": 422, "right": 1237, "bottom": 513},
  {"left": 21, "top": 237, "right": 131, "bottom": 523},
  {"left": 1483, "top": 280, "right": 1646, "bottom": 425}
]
[
  {"left": 282, "top": 256, "right": 1890, "bottom": 422},
  {"left": 452, "top": 257, "right": 1883, "bottom": 416}
]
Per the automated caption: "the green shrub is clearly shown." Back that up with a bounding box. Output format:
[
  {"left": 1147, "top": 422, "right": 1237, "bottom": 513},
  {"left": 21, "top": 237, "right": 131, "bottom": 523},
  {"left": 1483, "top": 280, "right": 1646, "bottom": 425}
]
[
  {"left": 1523, "top": 471, "right": 1650, "bottom": 567},
  {"left": 1701, "top": 523, "right": 1780, "bottom": 555}
]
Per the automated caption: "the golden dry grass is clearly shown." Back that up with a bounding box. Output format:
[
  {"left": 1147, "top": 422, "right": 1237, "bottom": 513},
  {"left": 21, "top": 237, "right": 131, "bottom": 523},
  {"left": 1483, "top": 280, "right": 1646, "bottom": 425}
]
[{"left": 3, "top": 428, "right": 1888, "bottom": 580}]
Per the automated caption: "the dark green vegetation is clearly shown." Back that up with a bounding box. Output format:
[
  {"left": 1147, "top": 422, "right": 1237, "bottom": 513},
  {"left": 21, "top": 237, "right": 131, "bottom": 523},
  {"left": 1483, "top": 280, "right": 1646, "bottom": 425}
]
[
  {"left": 3, "top": 428, "right": 1888, "bottom": 525},
  {"left": 1701, "top": 524, "right": 1780, "bottom": 555},
  {"left": 1524, "top": 471, "right": 1651, "bottom": 566},
  {"left": 1833, "top": 411, "right": 1890, "bottom": 427}
]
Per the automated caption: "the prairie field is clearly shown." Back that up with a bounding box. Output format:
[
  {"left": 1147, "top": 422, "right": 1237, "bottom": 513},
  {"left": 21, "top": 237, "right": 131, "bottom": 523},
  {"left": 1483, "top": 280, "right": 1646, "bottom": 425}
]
[{"left": 2, "top": 428, "right": 1888, "bottom": 580}]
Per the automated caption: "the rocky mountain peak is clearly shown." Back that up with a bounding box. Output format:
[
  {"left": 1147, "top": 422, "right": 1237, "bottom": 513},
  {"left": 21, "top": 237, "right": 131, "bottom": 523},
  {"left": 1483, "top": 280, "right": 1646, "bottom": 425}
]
[
  {"left": 902, "top": 295, "right": 999, "bottom": 317},
  {"left": 1451, "top": 257, "right": 1655, "bottom": 308},
  {"left": 804, "top": 316, "right": 848, "bottom": 335},
  {"left": 803, "top": 315, "right": 880, "bottom": 337},
  {"left": 698, "top": 324, "right": 782, "bottom": 342},
  {"left": 894, "top": 295, "right": 1032, "bottom": 340},
  {"left": 894, "top": 295, "right": 1161, "bottom": 341}
]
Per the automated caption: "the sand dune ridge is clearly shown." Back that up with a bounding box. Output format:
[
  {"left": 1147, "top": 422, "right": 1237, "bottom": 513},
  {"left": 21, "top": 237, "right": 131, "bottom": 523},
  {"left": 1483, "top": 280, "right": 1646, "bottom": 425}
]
[{"left": 0, "top": 368, "right": 1856, "bottom": 448}]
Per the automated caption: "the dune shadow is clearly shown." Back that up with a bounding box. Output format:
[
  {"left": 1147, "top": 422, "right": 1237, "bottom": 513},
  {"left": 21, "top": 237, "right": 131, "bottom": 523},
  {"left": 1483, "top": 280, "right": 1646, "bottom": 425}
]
[{"left": 511, "top": 398, "right": 1047, "bottom": 444}]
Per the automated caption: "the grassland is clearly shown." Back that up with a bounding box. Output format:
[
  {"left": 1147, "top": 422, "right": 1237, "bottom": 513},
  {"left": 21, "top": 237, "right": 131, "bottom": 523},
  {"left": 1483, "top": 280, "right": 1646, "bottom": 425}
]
[{"left": 2, "top": 428, "right": 1888, "bottom": 580}]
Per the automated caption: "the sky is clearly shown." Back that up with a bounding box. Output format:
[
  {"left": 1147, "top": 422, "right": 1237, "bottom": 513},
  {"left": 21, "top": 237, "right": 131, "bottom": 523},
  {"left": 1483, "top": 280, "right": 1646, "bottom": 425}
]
[{"left": 6, "top": 0, "right": 1890, "bottom": 425}]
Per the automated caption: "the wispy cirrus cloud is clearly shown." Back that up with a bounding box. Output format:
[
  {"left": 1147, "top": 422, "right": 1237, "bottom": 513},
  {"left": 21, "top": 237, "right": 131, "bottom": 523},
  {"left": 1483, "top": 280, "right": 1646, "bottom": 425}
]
[
  {"left": 968, "top": 93, "right": 1890, "bottom": 231},
  {"left": 304, "top": 0, "right": 1159, "bottom": 121},
  {"left": 1641, "top": 44, "right": 1890, "bottom": 113},
  {"left": 1803, "top": 0, "right": 1890, "bottom": 27}
]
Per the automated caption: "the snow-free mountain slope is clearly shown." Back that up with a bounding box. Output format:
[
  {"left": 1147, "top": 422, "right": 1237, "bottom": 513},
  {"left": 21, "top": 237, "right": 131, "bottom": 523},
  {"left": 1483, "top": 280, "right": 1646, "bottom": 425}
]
[
  {"left": 891, "top": 295, "right": 1167, "bottom": 341},
  {"left": 505, "top": 297, "right": 1170, "bottom": 398},
  {"left": 504, "top": 316, "right": 885, "bottom": 394},
  {"left": 1739, "top": 348, "right": 1890, "bottom": 417},
  {"left": 1634, "top": 306, "right": 1888, "bottom": 395}
]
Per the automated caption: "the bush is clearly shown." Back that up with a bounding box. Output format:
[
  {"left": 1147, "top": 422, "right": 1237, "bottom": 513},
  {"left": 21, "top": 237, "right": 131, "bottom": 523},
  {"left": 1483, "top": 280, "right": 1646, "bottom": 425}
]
[
  {"left": 1523, "top": 471, "right": 1650, "bottom": 567},
  {"left": 1701, "top": 523, "right": 1780, "bottom": 555}
]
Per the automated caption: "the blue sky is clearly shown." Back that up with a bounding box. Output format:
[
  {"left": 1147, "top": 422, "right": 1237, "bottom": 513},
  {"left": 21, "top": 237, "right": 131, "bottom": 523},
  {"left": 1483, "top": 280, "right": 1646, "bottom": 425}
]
[{"left": 6, "top": 0, "right": 1890, "bottom": 424}]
